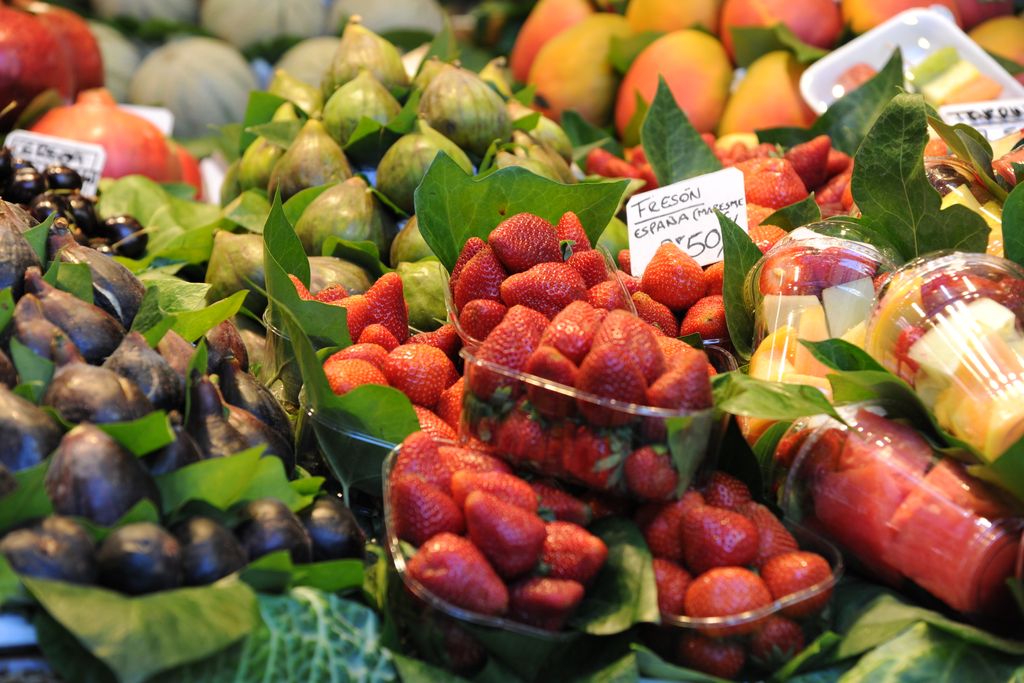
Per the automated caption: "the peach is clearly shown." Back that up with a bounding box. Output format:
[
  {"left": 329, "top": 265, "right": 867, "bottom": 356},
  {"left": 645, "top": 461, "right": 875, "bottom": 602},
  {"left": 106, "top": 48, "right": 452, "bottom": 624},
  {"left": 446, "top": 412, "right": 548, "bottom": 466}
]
[
  {"left": 841, "top": 0, "right": 961, "bottom": 34},
  {"left": 969, "top": 15, "right": 1024, "bottom": 76},
  {"left": 528, "top": 14, "right": 632, "bottom": 126},
  {"left": 614, "top": 30, "right": 733, "bottom": 136},
  {"left": 954, "top": 0, "right": 1014, "bottom": 30},
  {"left": 509, "top": 0, "right": 592, "bottom": 84},
  {"left": 718, "top": 50, "right": 816, "bottom": 135},
  {"left": 625, "top": 0, "right": 723, "bottom": 34},
  {"left": 719, "top": 0, "right": 842, "bottom": 61}
]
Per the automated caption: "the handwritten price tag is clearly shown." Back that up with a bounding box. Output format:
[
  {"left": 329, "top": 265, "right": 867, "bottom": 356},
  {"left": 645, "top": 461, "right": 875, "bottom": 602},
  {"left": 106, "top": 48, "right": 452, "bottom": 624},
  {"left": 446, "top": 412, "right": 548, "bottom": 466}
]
[
  {"left": 939, "top": 97, "right": 1024, "bottom": 141},
  {"left": 4, "top": 130, "right": 106, "bottom": 197},
  {"left": 625, "top": 167, "right": 748, "bottom": 274}
]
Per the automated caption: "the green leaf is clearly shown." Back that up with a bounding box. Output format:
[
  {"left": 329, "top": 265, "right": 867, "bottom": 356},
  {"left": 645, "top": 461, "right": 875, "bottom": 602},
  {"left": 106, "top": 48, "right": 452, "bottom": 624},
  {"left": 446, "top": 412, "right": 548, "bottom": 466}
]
[
  {"left": 640, "top": 77, "right": 722, "bottom": 186},
  {"left": 239, "top": 550, "right": 363, "bottom": 594},
  {"left": 719, "top": 211, "right": 762, "bottom": 359},
  {"left": 0, "top": 460, "right": 53, "bottom": 534},
  {"left": 1003, "top": 182, "right": 1024, "bottom": 270},
  {"left": 852, "top": 93, "right": 990, "bottom": 261},
  {"left": 223, "top": 189, "right": 272, "bottom": 233},
  {"left": 392, "top": 653, "right": 469, "bottom": 683},
  {"left": 632, "top": 644, "right": 730, "bottom": 682},
  {"left": 562, "top": 111, "right": 623, "bottom": 160},
  {"left": 282, "top": 183, "right": 334, "bottom": 229},
  {"left": 244, "top": 120, "right": 302, "bottom": 149},
  {"left": 926, "top": 113, "right": 1008, "bottom": 203},
  {"left": 172, "top": 291, "right": 247, "bottom": 343},
  {"left": 987, "top": 50, "right": 1024, "bottom": 76},
  {"left": 763, "top": 196, "right": 821, "bottom": 231},
  {"left": 22, "top": 213, "right": 54, "bottom": 264},
  {"left": 44, "top": 260, "right": 93, "bottom": 303},
  {"left": 512, "top": 111, "right": 542, "bottom": 132},
  {"left": 731, "top": 24, "right": 828, "bottom": 68},
  {"left": 622, "top": 93, "right": 649, "bottom": 149},
  {"left": 322, "top": 236, "right": 391, "bottom": 279},
  {"left": 421, "top": 13, "right": 458, "bottom": 65},
  {"left": 0, "top": 287, "right": 14, "bottom": 335},
  {"left": 97, "top": 411, "right": 175, "bottom": 456},
  {"left": 74, "top": 499, "right": 162, "bottom": 543},
  {"left": 416, "top": 153, "right": 630, "bottom": 270},
  {"left": 9, "top": 337, "right": 54, "bottom": 402},
  {"left": 35, "top": 612, "right": 118, "bottom": 683},
  {"left": 239, "top": 91, "right": 289, "bottom": 155},
  {"left": 799, "top": 339, "right": 886, "bottom": 372},
  {"left": 712, "top": 372, "right": 840, "bottom": 422},
  {"left": 609, "top": 32, "right": 663, "bottom": 74}
]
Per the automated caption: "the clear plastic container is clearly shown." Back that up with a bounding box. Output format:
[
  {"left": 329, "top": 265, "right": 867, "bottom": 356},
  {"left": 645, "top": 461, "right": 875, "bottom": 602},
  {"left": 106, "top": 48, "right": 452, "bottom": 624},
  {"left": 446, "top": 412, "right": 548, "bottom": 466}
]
[
  {"left": 261, "top": 307, "right": 305, "bottom": 410},
  {"left": 776, "top": 405, "right": 1023, "bottom": 621},
  {"left": 924, "top": 156, "right": 1004, "bottom": 256},
  {"left": 864, "top": 251, "right": 1024, "bottom": 461}
]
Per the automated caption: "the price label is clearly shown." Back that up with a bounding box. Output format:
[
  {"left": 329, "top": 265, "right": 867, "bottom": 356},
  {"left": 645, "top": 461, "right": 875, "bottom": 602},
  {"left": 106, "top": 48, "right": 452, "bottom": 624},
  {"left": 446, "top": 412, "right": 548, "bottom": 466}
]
[
  {"left": 4, "top": 130, "right": 106, "bottom": 197},
  {"left": 938, "top": 98, "right": 1024, "bottom": 141},
  {"left": 118, "top": 104, "right": 175, "bottom": 136},
  {"left": 625, "top": 167, "right": 748, "bottom": 274}
]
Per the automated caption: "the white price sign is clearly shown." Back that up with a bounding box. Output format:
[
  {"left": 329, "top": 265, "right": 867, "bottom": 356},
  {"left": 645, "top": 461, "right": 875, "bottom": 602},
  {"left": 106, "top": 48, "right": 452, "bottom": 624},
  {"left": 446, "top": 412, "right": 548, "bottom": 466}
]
[
  {"left": 938, "top": 98, "right": 1024, "bottom": 141},
  {"left": 4, "top": 130, "right": 106, "bottom": 197},
  {"left": 625, "top": 167, "right": 748, "bottom": 274}
]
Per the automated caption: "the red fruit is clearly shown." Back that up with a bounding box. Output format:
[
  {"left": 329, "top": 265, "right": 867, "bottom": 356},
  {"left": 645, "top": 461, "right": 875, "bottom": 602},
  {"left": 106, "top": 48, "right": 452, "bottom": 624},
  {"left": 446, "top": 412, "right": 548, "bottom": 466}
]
[
  {"left": 618, "top": 273, "right": 642, "bottom": 294},
  {"left": 586, "top": 279, "right": 631, "bottom": 311},
  {"left": 825, "top": 148, "right": 852, "bottom": 177},
  {"left": 325, "top": 343, "right": 388, "bottom": 371},
  {"left": 740, "top": 502, "right": 799, "bottom": 567},
  {"left": 509, "top": 577, "right": 585, "bottom": 631},
  {"left": 624, "top": 446, "right": 679, "bottom": 501},
  {"left": 747, "top": 203, "right": 775, "bottom": 233},
  {"left": 365, "top": 272, "right": 410, "bottom": 343},
  {"left": 449, "top": 237, "right": 487, "bottom": 294},
  {"left": 703, "top": 472, "right": 753, "bottom": 510},
  {"left": 556, "top": 211, "right": 591, "bottom": 251},
  {"left": 653, "top": 558, "right": 692, "bottom": 615},
  {"left": 524, "top": 345, "right": 579, "bottom": 416},
  {"left": 735, "top": 157, "right": 809, "bottom": 209},
  {"left": 681, "top": 505, "right": 760, "bottom": 574},
  {"left": 468, "top": 305, "right": 549, "bottom": 400},
  {"left": 657, "top": 336, "right": 701, "bottom": 368},
  {"left": 641, "top": 491, "right": 705, "bottom": 563},
  {"left": 784, "top": 135, "right": 831, "bottom": 190},
  {"left": 492, "top": 401, "right": 547, "bottom": 465},
  {"left": 531, "top": 481, "right": 592, "bottom": 526},
  {"left": 290, "top": 274, "right": 313, "bottom": 300},
  {"left": 760, "top": 551, "right": 833, "bottom": 617},
  {"left": 435, "top": 381, "right": 464, "bottom": 430},
  {"left": 683, "top": 566, "right": 772, "bottom": 630},
  {"left": 704, "top": 261, "right": 725, "bottom": 296},
  {"left": 749, "top": 224, "right": 788, "bottom": 254},
  {"left": 323, "top": 357, "right": 388, "bottom": 395},
  {"left": 451, "top": 470, "right": 538, "bottom": 511},
  {"left": 562, "top": 424, "right": 628, "bottom": 488},
  {"left": 440, "top": 445, "right": 511, "bottom": 476},
  {"left": 641, "top": 243, "right": 707, "bottom": 311},
  {"left": 631, "top": 292, "right": 678, "bottom": 337},
  {"left": 384, "top": 344, "right": 457, "bottom": 408},
  {"left": 458, "top": 299, "right": 508, "bottom": 342},
  {"left": 406, "top": 532, "right": 508, "bottom": 616},
  {"left": 677, "top": 633, "right": 746, "bottom": 680},
  {"left": 391, "top": 477, "right": 465, "bottom": 546},
  {"left": 815, "top": 167, "right": 851, "bottom": 207},
  {"left": 488, "top": 213, "right": 562, "bottom": 273},
  {"left": 567, "top": 249, "right": 609, "bottom": 289},
  {"left": 617, "top": 249, "right": 632, "bottom": 275},
  {"left": 585, "top": 147, "right": 645, "bottom": 181},
  {"left": 757, "top": 245, "right": 824, "bottom": 296},
  {"left": 541, "top": 521, "right": 608, "bottom": 584},
  {"left": 646, "top": 352, "right": 713, "bottom": 411},
  {"left": 892, "top": 325, "right": 926, "bottom": 380},
  {"left": 340, "top": 294, "right": 372, "bottom": 342},
  {"left": 574, "top": 344, "right": 648, "bottom": 426},
  {"left": 750, "top": 616, "right": 806, "bottom": 665},
  {"left": 593, "top": 309, "right": 666, "bottom": 384},
  {"left": 679, "top": 295, "right": 727, "bottom": 342},
  {"left": 414, "top": 405, "right": 458, "bottom": 441},
  {"left": 393, "top": 431, "right": 452, "bottom": 492},
  {"left": 0, "top": 6, "right": 74, "bottom": 129},
  {"left": 408, "top": 324, "right": 460, "bottom": 360},
  {"left": 465, "top": 490, "right": 546, "bottom": 579},
  {"left": 358, "top": 323, "right": 400, "bottom": 351},
  {"left": 540, "top": 301, "right": 606, "bottom": 365},
  {"left": 315, "top": 284, "right": 349, "bottom": 303},
  {"left": 436, "top": 619, "right": 486, "bottom": 674},
  {"left": 454, "top": 246, "right": 507, "bottom": 311},
  {"left": 500, "top": 262, "right": 587, "bottom": 318}
]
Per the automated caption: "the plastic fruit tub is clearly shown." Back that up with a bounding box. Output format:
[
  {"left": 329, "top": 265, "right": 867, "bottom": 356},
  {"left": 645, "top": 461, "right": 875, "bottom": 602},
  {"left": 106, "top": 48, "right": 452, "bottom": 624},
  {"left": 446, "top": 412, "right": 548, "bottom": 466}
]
[
  {"left": 775, "top": 404, "right": 1023, "bottom": 622},
  {"left": 924, "top": 156, "right": 1004, "bottom": 256},
  {"left": 260, "top": 306, "right": 305, "bottom": 409},
  {"left": 864, "top": 251, "right": 1024, "bottom": 461}
]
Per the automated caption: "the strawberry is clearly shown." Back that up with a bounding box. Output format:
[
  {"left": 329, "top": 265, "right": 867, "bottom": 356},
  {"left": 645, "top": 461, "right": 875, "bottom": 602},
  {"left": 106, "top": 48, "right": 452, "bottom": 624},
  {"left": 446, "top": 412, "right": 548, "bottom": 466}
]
[
  {"left": 749, "top": 223, "right": 788, "bottom": 254},
  {"left": 747, "top": 203, "right": 776, "bottom": 233},
  {"left": 531, "top": 481, "right": 591, "bottom": 526},
  {"left": 653, "top": 557, "right": 692, "bottom": 615},
  {"left": 408, "top": 324, "right": 460, "bottom": 360},
  {"left": 452, "top": 470, "right": 537, "bottom": 511},
  {"left": 703, "top": 472, "right": 752, "bottom": 510},
  {"left": 683, "top": 566, "right": 772, "bottom": 631},
  {"left": 641, "top": 491, "right": 704, "bottom": 562},
  {"left": 757, "top": 246, "right": 823, "bottom": 296},
  {"left": 390, "top": 476, "right": 465, "bottom": 545},
  {"left": 469, "top": 305, "right": 549, "bottom": 399},
  {"left": 574, "top": 344, "right": 648, "bottom": 426},
  {"left": 541, "top": 521, "right": 607, "bottom": 584},
  {"left": 657, "top": 336, "right": 702, "bottom": 369},
  {"left": 679, "top": 295, "right": 727, "bottom": 342},
  {"left": 562, "top": 424, "right": 629, "bottom": 488},
  {"left": 637, "top": 163, "right": 658, "bottom": 191},
  {"left": 627, "top": 145, "right": 649, "bottom": 165},
  {"left": 406, "top": 532, "right": 508, "bottom": 616},
  {"left": 289, "top": 274, "right": 313, "bottom": 300},
  {"left": 358, "top": 323, "right": 400, "bottom": 351},
  {"left": 587, "top": 279, "right": 631, "bottom": 311},
  {"left": 540, "top": 301, "right": 606, "bottom": 365},
  {"left": 323, "top": 357, "right": 388, "bottom": 395},
  {"left": 703, "top": 261, "right": 724, "bottom": 296},
  {"left": 508, "top": 577, "right": 585, "bottom": 631},
  {"left": 384, "top": 344, "right": 456, "bottom": 408},
  {"left": 524, "top": 345, "right": 579, "bottom": 417},
  {"left": 556, "top": 211, "right": 591, "bottom": 251},
  {"left": 750, "top": 616, "right": 806, "bottom": 665},
  {"left": 324, "top": 343, "right": 388, "bottom": 371},
  {"left": 631, "top": 292, "right": 678, "bottom": 337},
  {"left": 339, "top": 294, "right": 371, "bottom": 340},
  {"left": 567, "top": 249, "right": 609, "bottom": 289},
  {"left": 454, "top": 245, "right": 508, "bottom": 312},
  {"left": 617, "top": 249, "right": 631, "bottom": 275},
  {"left": 449, "top": 237, "right": 486, "bottom": 295},
  {"left": 541, "top": 422, "right": 572, "bottom": 472},
  {"left": 784, "top": 135, "right": 831, "bottom": 190},
  {"left": 593, "top": 309, "right": 666, "bottom": 384},
  {"left": 624, "top": 446, "right": 679, "bottom": 501},
  {"left": 681, "top": 505, "right": 759, "bottom": 574},
  {"left": 825, "top": 148, "right": 852, "bottom": 177},
  {"left": 585, "top": 147, "right": 644, "bottom": 181},
  {"left": 500, "top": 262, "right": 587, "bottom": 318},
  {"left": 892, "top": 325, "right": 926, "bottom": 380},
  {"left": 492, "top": 401, "right": 546, "bottom": 465},
  {"left": 315, "top": 284, "right": 349, "bottom": 304},
  {"left": 815, "top": 167, "right": 851, "bottom": 207},
  {"left": 618, "top": 273, "right": 642, "bottom": 294},
  {"left": 414, "top": 405, "right": 458, "bottom": 441},
  {"left": 393, "top": 431, "right": 452, "bottom": 492},
  {"left": 364, "top": 272, "right": 409, "bottom": 343},
  {"left": 735, "top": 157, "right": 808, "bottom": 209},
  {"left": 646, "top": 352, "right": 713, "bottom": 411},
  {"left": 465, "top": 490, "right": 546, "bottom": 578},
  {"left": 640, "top": 243, "right": 707, "bottom": 311},
  {"left": 677, "top": 633, "right": 745, "bottom": 680},
  {"left": 488, "top": 213, "right": 562, "bottom": 273},
  {"left": 435, "top": 381, "right": 464, "bottom": 430},
  {"left": 439, "top": 445, "right": 511, "bottom": 476},
  {"left": 760, "top": 551, "right": 833, "bottom": 617},
  {"left": 436, "top": 618, "right": 486, "bottom": 674},
  {"left": 458, "top": 299, "right": 508, "bottom": 342}
]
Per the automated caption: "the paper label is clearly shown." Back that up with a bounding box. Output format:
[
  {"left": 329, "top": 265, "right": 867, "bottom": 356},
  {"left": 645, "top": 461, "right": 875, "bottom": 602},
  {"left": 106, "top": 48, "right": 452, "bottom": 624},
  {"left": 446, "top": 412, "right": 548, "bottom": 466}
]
[
  {"left": 626, "top": 167, "right": 748, "bottom": 274},
  {"left": 4, "top": 130, "right": 106, "bottom": 197},
  {"left": 939, "top": 98, "right": 1024, "bottom": 141},
  {"left": 118, "top": 104, "right": 176, "bottom": 136}
]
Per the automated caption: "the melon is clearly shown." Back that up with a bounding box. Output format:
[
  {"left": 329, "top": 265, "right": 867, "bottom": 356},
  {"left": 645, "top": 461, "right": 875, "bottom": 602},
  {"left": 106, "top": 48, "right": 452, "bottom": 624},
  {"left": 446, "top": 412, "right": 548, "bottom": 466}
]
[
  {"left": 275, "top": 37, "right": 341, "bottom": 87},
  {"left": 90, "top": 0, "right": 197, "bottom": 23},
  {"left": 200, "top": 0, "right": 326, "bottom": 51},
  {"left": 327, "top": 0, "right": 445, "bottom": 35},
  {"left": 128, "top": 37, "right": 257, "bottom": 139},
  {"left": 86, "top": 21, "right": 139, "bottom": 102}
]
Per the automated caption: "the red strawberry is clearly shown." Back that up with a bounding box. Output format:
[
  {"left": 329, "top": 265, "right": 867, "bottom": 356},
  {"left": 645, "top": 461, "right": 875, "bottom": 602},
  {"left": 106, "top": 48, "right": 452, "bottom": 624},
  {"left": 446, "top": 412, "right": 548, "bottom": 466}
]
[
  {"left": 540, "top": 301, "right": 606, "bottom": 365},
  {"left": 683, "top": 566, "right": 772, "bottom": 631},
  {"left": 556, "top": 211, "right": 591, "bottom": 251},
  {"left": 324, "top": 343, "right": 388, "bottom": 371},
  {"left": 289, "top": 274, "right": 313, "bottom": 300},
  {"left": 408, "top": 324, "right": 460, "bottom": 359},
  {"left": 567, "top": 249, "right": 609, "bottom": 289},
  {"left": 465, "top": 490, "right": 546, "bottom": 578},
  {"left": 358, "top": 323, "right": 400, "bottom": 351},
  {"left": 453, "top": 245, "right": 507, "bottom": 311},
  {"left": 439, "top": 445, "right": 511, "bottom": 476},
  {"left": 469, "top": 305, "right": 549, "bottom": 400},
  {"left": 436, "top": 619, "right": 486, "bottom": 674},
  {"left": 384, "top": 344, "right": 456, "bottom": 408},
  {"left": 624, "top": 446, "right": 679, "bottom": 501},
  {"left": 449, "top": 237, "right": 486, "bottom": 294},
  {"left": 458, "top": 299, "right": 508, "bottom": 342},
  {"left": 704, "top": 261, "right": 724, "bottom": 296},
  {"left": 364, "top": 272, "right": 409, "bottom": 343},
  {"left": 637, "top": 163, "right": 658, "bottom": 190},
  {"left": 626, "top": 146, "right": 648, "bottom": 165},
  {"left": 735, "top": 157, "right": 808, "bottom": 209},
  {"left": 641, "top": 243, "right": 706, "bottom": 311},
  {"left": 739, "top": 502, "right": 798, "bottom": 566},
  {"left": 562, "top": 424, "right": 629, "bottom": 488},
  {"left": 657, "top": 336, "right": 702, "bottom": 369},
  {"left": 414, "top": 405, "right": 458, "bottom": 441},
  {"left": 750, "top": 616, "right": 805, "bottom": 665},
  {"left": 760, "top": 551, "right": 833, "bottom": 617},
  {"left": 531, "top": 481, "right": 591, "bottom": 526},
  {"left": 524, "top": 345, "right": 578, "bottom": 417},
  {"left": 585, "top": 147, "right": 644, "bottom": 181},
  {"left": 500, "top": 262, "right": 587, "bottom": 318},
  {"left": 679, "top": 295, "right": 727, "bottom": 342},
  {"left": 492, "top": 401, "right": 546, "bottom": 465},
  {"left": 488, "top": 213, "right": 562, "bottom": 273},
  {"left": 640, "top": 491, "right": 704, "bottom": 563},
  {"left": 825, "top": 148, "right": 852, "bottom": 177},
  {"left": 703, "top": 472, "right": 752, "bottom": 510},
  {"left": 631, "top": 292, "right": 678, "bottom": 337},
  {"left": 593, "top": 309, "right": 666, "bottom": 384},
  {"left": 749, "top": 223, "right": 788, "bottom": 254},
  {"left": 541, "top": 521, "right": 608, "bottom": 584},
  {"left": 892, "top": 325, "right": 925, "bottom": 380},
  {"left": 323, "top": 357, "right": 388, "bottom": 395},
  {"left": 315, "top": 284, "right": 349, "bottom": 304},
  {"left": 509, "top": 577, "right": 585, "bottom": 631},
  {"left": 339, "top": 294, "right": 371, "bottom": 340},
  {"left": 784, "top": 134, "right": 831, "bottom": 190},
  {"left": 618, "top": 273, "right": 642, "bottom": 294},
  {"left": 406, "top": 532, "right": 508, "bottom": 615},
  {"left": 451, "top": 470, "right": 537, "bottom": 511},
  {"left": 393, "top": 431, "right": 452, "bottom": 492},
  {"left": 574, "top": 344, "right": 648, "bottom": 426},
  {"left": 757, "top": 245, "right": 823, "bottom": 296},
  {"left": 681, "top": 505, "right": 759, "bottom": 574},
  {"left": 435, "top": 381, "right": 464, "bottom": 430},
  {"left": 677, "top": 633, "right": 745, "bottom": 680},
  {"left": 653, "top": 558, "right": 692, "bottom": 615},
  {"left": 646, "top": 352, "right": 713, "bottom": 411},
  {"left": 747, "top": 203, "right": 775, "bottom": 233},
  {"left": 391, "top": 476, "right": 465, "bottom": 545},
  {"left": 815, "top": 166, "right": 851, "bottom": 207},
  {"left": 587, "top": 279, "right": 631, "bottom": 311},
  {"left": 617, "top": 249, "right": 631, "bottom": 275}
]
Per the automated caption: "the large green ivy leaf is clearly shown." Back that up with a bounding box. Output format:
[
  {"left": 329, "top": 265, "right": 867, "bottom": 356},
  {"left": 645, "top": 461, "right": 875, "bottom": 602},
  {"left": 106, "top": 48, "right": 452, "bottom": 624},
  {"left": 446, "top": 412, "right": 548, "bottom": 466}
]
[
  {"left": 720, "top": 211, "right": 762, "bottom": 360},
  {"left": 1003, "top": 182, "right": 1024, "bottom": 270},
  {"left": 43, "top": 260, "right": 93, "bottom": 303},
  {"left": 763, "top": 196, "right": 822, "bottom": 231},
  {"left": 132, "top": 283, "right": 247, "bottom": 346},
  {"left": 640, "top": 77, "right": 722, "bottom": 186},
  {"left": 712, "top": 372, "right": 840, "bottom": 422},
  {"left": 731, "top": 24, "right": 827, "bottom": 68},
  {"left": 415, "top": 153, "right": 630, "bottom": 270}
]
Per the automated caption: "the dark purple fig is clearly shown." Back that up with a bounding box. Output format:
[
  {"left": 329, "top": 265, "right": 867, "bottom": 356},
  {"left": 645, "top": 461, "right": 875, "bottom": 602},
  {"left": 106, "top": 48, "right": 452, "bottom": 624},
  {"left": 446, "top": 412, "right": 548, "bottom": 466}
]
[
  {"left": 66, "top": 192, "right": 98, "bottom": 235},
  {"left": 23, "top": 266, "right": 125, "bottom": 363},
  {"left": 45, "top": 425, "right": 160, "bottom": 526},
  {"left": 0, "top": 516, "right": 96, "bottom": 584},
  {"left": 0, "top": 385, "right": 61, "bottom": 471},
  {"left": 218, "top": 357, "right": 291, "bottom": 447},
  {"left": 12, "top": 293, "right": 68, "bottom": 361},
  {"left": 43, "top": 164, "right": 82, "bottom": 191},
  {"left": 157, "top": 329, "right": 195, "bottom": 378},
  {"left": 5, "top": 167, "right": 45, "bottom": 204},
  {"left": 103, "top": 332, "right": 184, "bottom": 411},
  {"left": 173, "top": 516, "right": 247, "bottom": 586},
  {"left": 100, "top": 215, "right": 148, "bottom": 259},
  {"left": 226, "top": 404, "right": 295, "bottom": 474},
  {"left": 302, "top": 497, "right": 365, "bottom": 561},
  {"left": 143, "top": 412, "right": 201, "bottom": 475},
  {"left": 43, "top": 363, "right": 153, "bottom": 424},
  {"left": 0, "top": 202, "right": 43, "bottom": 299},
  {"left": 235, "top": 498, "right": 312, "bottom": 563},
  {"left": 187, "top": 374, "right": 250, "bottom": 459},
  {"left": 205, "top": 320, "right": 249, "bottom": 373},
  {"left": 0, "top": 148, "right": 11, "bottom": 188},
  {"left": 0, "top": 348, "right": 15, "bottom": 387},
  {"left": 29, "top": 191, "right": 70, "bottom": 223},
  {"left": 97, "top": 522, "right": 181, "bottom": 595},
  {"left": 0, "top": 197, "right": 38, "bottom": 232}
]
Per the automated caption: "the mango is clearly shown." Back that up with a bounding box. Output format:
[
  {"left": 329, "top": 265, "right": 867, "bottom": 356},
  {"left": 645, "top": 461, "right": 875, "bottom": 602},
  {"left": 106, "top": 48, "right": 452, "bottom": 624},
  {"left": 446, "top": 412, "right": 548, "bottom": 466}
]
[
  {"left": 969, "top": 15, "right": 1024, "bottom": 81},
  {"left": 841, "top": 0, "right": 961, "bottom": 34},
  {"left": 528, "top": 14, "right": 632, "bottom": 127},
  {"left": 615, "top": 29, "right": 732, "bottom": 136},
  {"left": 625, "top": 0, "right": 722, "bottom": 33},
  {"left": 955, "top": 0, "right": 1014, "bottom": 30},
  {"left": 719, "top": 0, "right": 842, "bottom": 60},
  {"left": 718, "top": 51, "right": 816, "bottom": 134},
  {"left": 509, "top": 0, "right": 593, "bottom": 84}
]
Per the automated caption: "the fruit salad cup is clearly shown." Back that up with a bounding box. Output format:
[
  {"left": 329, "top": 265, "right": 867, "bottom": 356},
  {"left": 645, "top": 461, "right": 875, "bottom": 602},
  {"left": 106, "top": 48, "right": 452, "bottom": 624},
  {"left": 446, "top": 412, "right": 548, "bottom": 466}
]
[
  {"left": 924, "top": 156, "right": 1003, "bottom": 256},
  {"left": 865, "top": 252, "right": 1024, "bottom": 461},
  {"left": 776, "top": 405, "right": 1023, "bottom": 622}
]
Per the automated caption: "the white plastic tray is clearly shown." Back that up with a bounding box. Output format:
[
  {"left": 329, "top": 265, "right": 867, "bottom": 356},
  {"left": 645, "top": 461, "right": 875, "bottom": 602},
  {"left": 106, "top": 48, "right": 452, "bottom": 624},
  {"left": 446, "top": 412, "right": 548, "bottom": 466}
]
[{"left": 800, "top": 7, "right": 1024, "bottom": 114}]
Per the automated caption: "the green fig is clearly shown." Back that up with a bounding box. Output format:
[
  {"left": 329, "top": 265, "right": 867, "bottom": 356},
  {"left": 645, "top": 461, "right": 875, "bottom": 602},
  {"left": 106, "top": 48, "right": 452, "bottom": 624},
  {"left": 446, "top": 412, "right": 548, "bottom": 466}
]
[
  {"left": 294, "top": 177, "right": 396, "bottom": 257},
  {"left": 238, "top": 103, "right": 298, "bottom": 192},
  {"left": 396, "top": 259, "right": 447, "bottom": 331},
  {"left": 267, "top": 119, "right": 353, "bottom": 202},
  {"left": 267, "top": 69, "right": 322, "bottom": 117},
  {"left": 205, "top": 232, "right": 266, "bottom": 314},
  {"left": 479, "top": 57, "right": 513, "bottom": 98},
  {"left": 412, "top": 56, "right": 447, "bottom": 92},
  {"left": 389, "top": 215, "right": 434, "bottom": 265},
  {"left": 508, "top": 100, "right": 573, "bottom": 163},
  {"left": 308, "top": 256, "right": 373, "bottom": 294},
  {"left": 494, "top": 150, "right": 563, "bottom": 182},
  {"left": 220, "top": 159, "right": 241, "bottom": 207},
  {"left": 323, "top": 69, "right": 401, "bottom": 146},
  {"left": 322, "top": 19, "right": 409, "bottom": 99},
  {"left": 376, "top": 120, "right": 472, "bottom": 214},
  {"left": 513, "top": 130, "right": 576, "bottom": 184},
  {"left": 419, "top": 64, "right": 512, "bottom": 158}
]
